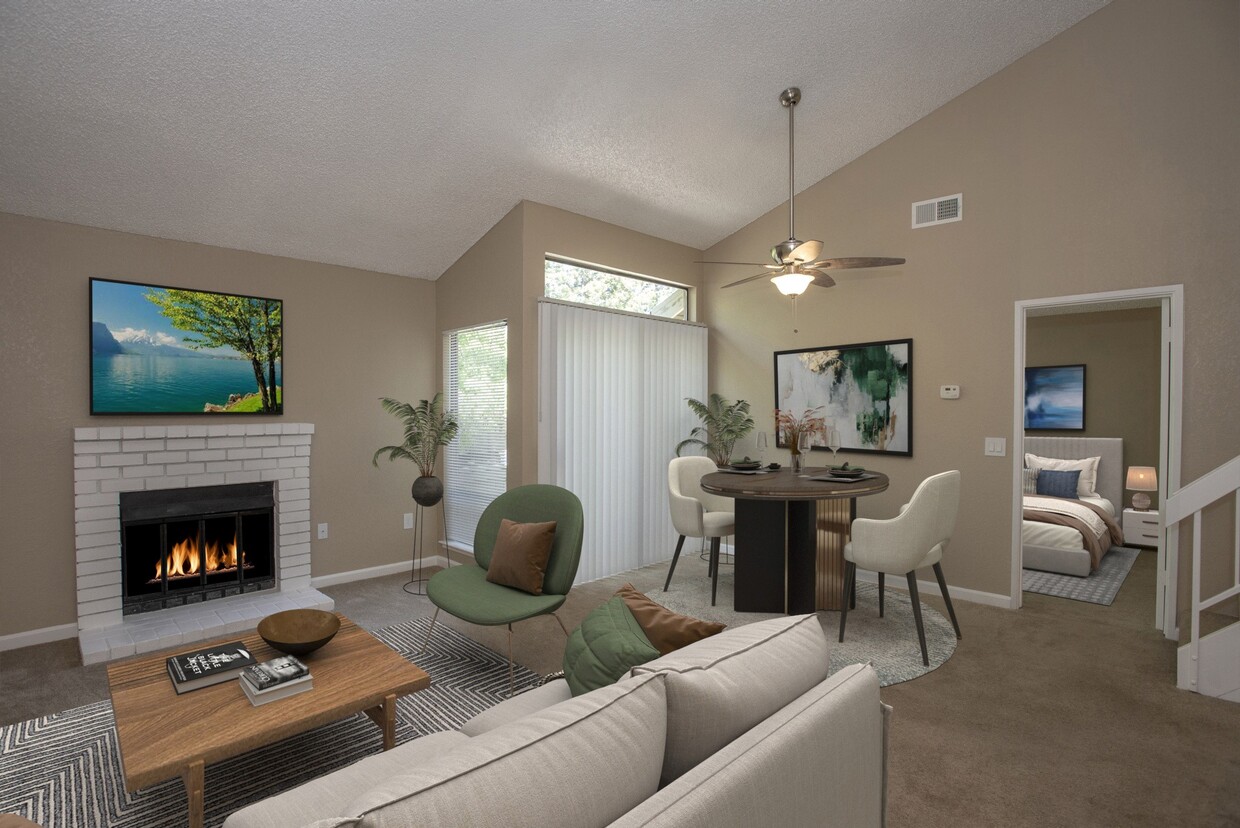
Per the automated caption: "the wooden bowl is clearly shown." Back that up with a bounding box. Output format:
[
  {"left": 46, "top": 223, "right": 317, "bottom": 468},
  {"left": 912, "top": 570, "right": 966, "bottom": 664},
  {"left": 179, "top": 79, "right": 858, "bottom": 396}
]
[{"left": 257, "top": 609, "right": 340, "bottom": 656}]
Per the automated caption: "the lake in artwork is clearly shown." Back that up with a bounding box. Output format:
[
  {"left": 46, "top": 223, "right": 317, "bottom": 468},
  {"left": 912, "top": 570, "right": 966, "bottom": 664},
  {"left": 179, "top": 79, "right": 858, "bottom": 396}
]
[{"left": 91, "top": 354, "right": 283, "bottom": 413}]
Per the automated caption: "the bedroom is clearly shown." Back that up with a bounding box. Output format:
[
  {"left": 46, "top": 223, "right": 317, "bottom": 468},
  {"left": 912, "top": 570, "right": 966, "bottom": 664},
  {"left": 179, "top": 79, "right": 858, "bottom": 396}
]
[{"left": 1020, "top": 303, "right": 1163, "bottom": 613}]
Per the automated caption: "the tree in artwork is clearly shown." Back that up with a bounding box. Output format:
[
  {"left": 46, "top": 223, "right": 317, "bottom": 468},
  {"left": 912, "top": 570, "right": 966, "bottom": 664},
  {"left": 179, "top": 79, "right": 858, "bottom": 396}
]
[{"left": 146, "top": 290, "right": 283, "bottom": 413}]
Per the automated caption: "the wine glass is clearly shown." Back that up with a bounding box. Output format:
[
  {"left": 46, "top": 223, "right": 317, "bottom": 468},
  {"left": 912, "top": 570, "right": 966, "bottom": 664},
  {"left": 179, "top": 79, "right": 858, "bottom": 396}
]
[
  {"left": 756, "top": 431, "right": 768, "bottom": 464},
  {"left": 826, "top": 427, "right": 842, "bottom": 468},
  {"left": 797, "top": 431, "right": 813, "bottom": 473}
]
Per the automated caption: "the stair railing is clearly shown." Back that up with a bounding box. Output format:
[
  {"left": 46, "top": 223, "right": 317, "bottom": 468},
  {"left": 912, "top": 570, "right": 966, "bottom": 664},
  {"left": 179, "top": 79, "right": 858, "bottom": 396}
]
[{"left": 1165, "top": 455, "right": 1240, "bottom": 692}]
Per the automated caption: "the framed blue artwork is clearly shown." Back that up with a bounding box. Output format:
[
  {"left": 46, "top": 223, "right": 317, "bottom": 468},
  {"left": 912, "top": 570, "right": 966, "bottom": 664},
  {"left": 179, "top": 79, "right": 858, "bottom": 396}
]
[{"left": 1024, "top": 364, "right": 1085, "bottom": 430}]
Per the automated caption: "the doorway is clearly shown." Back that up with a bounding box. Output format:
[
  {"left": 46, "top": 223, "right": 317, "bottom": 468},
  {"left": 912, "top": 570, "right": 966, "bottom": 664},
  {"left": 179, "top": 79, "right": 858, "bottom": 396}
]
[{"left": 1012, "top": 286, "right": 1183, "bottom": 639}]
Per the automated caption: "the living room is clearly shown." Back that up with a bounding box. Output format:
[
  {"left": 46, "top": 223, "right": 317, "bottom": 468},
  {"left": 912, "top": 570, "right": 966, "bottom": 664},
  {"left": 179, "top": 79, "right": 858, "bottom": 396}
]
[{"left": 2, "top": 1, "right": 1239, "bottom": 826}]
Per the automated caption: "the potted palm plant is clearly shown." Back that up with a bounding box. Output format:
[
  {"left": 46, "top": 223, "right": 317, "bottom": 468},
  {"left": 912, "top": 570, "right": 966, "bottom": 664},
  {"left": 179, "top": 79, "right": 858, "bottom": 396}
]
[
  {"left": 372, "top": 394, "right": 460, "bottom": 506},
  {"left": 676, "top": 394, "right": 755, "bottom": 467}
]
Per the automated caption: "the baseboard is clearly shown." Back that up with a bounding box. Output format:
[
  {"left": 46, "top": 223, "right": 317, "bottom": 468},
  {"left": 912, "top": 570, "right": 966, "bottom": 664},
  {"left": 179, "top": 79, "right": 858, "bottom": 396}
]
[
  {"left": 310, "top": 556, "right": 451, "bottom": 589},
  {"left": 0, "top": 622, "right": 79, "bottom": 653},
  {"left": 854, "top": 570, "right": 1013, "bottom": 609}
]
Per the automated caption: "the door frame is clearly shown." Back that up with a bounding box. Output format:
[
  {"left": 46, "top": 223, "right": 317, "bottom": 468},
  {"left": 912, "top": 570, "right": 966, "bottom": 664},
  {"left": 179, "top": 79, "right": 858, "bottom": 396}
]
[{"left": 1011, "top": 285, "right": 1183, "bottom": 639}]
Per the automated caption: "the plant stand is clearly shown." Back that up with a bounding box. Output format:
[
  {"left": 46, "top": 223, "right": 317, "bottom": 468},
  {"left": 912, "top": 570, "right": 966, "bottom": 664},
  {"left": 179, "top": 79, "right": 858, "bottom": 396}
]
[{"left": 403, "top": 501, "right": 448, "bottom": 596}]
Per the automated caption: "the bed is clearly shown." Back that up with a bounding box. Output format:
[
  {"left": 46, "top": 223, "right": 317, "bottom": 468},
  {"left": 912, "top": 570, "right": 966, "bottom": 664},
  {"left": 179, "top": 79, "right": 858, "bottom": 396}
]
[{"left": 1022, "top": 436, "right": 1125, "bottom": 577}]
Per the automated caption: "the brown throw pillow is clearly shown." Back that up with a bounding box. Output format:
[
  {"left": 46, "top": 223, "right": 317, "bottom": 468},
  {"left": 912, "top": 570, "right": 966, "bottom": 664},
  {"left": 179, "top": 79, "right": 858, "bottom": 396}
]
[
  {"left": 615, "top": 583, "right": 725, "bottom": 655},
  {"left": 485, "top": 519, "right": 557, "bottom": 595}
]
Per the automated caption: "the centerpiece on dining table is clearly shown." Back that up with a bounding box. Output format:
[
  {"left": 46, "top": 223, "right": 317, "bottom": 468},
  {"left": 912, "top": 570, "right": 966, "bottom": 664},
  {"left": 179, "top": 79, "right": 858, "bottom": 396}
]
[{"left": 775, "top": 406, "right": 828, "bottom": 473}]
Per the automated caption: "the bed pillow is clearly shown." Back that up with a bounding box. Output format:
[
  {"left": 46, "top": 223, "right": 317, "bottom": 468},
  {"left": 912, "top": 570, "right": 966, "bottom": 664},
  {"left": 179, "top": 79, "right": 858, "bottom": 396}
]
[
  {"left": 1022, "top": 468, "right": 1039, "bottom": 495},
  {"left": 1025, "top": 453, "right": 1100, "bottom": 498},
  {"left": 1035, "top": 469, "right": 1081, "bottom": 499}
]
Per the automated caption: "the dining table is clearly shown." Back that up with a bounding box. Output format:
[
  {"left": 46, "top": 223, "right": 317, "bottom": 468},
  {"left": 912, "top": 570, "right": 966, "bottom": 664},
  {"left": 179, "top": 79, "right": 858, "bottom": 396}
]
[{"left": 699, "top": 466, "right": 890, "bottom": 614}]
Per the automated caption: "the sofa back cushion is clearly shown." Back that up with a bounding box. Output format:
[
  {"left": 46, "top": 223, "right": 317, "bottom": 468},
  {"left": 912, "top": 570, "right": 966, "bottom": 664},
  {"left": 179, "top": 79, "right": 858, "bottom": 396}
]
[
  {"left": 630, "top": 613, "right": 831, "bottom": 785},
  {"left": 343, "top": 672, "right": 667, "bottom": 828}
]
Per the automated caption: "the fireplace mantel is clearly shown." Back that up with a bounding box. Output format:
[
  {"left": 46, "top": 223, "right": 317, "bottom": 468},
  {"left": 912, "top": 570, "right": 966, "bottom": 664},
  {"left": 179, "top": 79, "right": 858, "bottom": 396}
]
[{"left": 72, "top": 423, "right": 332, "bottom": 663}]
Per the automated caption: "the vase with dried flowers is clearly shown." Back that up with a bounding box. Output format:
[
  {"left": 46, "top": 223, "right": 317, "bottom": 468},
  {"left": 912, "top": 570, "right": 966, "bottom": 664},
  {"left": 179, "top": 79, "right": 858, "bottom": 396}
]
[{"left": 775, "top": 407, "right": 827, "bottom": 473}]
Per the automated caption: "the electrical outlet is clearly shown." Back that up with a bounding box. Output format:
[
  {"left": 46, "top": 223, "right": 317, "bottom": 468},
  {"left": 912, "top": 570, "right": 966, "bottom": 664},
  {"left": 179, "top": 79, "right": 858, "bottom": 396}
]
[
  {"left": 940, "top": 385, "right": 960, "bottom": 399},
  {"left": 984, "top": 437, "right": 1006, "bottom": 457},
  {"left": 403, "top": 512, "right": 414, "bottom": 530},
  {"left": 317, "top": 522, "right": 329, "bottom": 540}
]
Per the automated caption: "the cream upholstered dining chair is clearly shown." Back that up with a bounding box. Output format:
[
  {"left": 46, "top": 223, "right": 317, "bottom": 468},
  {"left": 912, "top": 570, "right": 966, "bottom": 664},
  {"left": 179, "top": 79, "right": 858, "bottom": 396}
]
[
  {"left": 666, "top": 456, "right": 736, "bottom": 606},
  {"left": 839, "top": 469, "right": 963, "bottom": 666}
]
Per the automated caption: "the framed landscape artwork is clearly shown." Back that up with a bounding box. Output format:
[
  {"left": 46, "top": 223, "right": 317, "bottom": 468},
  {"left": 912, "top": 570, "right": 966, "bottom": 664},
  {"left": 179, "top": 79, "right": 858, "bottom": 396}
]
[
  {"left": 774, "top": 338, "right": 912, "bottom": 456},
  {"left": 90, "top": 278, "right": 283, "bottom": 415},
  {"left": 1024, "top": 364, "right": 1085, "bottom": 430}
]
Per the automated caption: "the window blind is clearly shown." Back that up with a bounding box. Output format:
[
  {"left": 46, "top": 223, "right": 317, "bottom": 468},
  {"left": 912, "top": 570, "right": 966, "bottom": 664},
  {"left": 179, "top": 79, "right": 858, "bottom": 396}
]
[
  {"left": 443, "top": 320, "right": 508, "bottom": 550},
  {"left": 538, "top": 299, "right": 707, "bottom": 583}
]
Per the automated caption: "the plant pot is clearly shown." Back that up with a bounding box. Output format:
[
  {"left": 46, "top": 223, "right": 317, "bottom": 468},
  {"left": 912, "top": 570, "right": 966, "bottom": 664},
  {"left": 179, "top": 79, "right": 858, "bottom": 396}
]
[{"left": 411, "top": 475, "right": 444, "bottom": 507}]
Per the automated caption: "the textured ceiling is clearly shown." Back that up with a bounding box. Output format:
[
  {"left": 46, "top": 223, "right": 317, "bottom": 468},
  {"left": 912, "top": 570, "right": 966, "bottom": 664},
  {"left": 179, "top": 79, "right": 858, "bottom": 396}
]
[{"left": 0, "top": 1, "right": 1108, "bottom": 279}]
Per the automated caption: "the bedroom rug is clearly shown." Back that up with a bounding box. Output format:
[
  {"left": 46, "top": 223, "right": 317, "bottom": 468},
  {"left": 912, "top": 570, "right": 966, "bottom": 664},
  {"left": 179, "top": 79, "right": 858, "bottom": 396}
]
[
  {"left": 0, "top": 617, "right": 539, "bottom": 828},
  {"left": 652, "top": 566, "right": 957, "bottom": 686},
  {"left": 1022, "top": 546, "right": 1140, "bottom": 605}
]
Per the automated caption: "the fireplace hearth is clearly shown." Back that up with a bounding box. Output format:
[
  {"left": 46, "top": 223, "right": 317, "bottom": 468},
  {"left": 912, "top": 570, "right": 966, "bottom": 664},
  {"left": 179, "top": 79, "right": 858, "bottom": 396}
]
[{"left": 120, "top": 483, "right": 275, "bottom": 615}]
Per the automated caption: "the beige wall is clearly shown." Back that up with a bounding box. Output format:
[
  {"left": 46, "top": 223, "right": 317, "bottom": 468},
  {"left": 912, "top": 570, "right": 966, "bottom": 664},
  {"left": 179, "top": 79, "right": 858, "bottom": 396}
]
[
  {"left": 437, "top": 200, "right": 704, "bottom": 489},
  {"left": 0, "top": 213, "right": 439, "bottom": 637},
  {"left": 1026, "top": 308, "right": 1162, "bottom": 507},
  {"left": 701, "top": 0, "right": 1240, "bottom": 601}
]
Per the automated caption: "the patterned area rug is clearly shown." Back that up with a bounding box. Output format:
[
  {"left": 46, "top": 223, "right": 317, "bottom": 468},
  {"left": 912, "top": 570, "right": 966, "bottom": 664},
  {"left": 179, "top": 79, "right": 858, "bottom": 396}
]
[
  {"left": 1022, "top": 546, "right": 1140, "bottom": 605},
  {"left": 0, "top": 618, "right": 539, "bottom": 828}
]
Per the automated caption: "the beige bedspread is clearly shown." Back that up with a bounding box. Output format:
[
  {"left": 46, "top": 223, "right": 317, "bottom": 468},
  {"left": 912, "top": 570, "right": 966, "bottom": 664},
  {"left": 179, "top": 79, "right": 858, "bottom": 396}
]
[{"left": 1023, "top": 496, "right": 1125, "bottom": 571}]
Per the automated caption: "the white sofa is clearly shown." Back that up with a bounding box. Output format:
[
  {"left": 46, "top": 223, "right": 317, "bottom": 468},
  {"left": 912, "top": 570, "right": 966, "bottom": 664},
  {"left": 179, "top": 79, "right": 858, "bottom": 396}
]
[{"left": 224, "top": 614, "right": 890, "bottom": 828}]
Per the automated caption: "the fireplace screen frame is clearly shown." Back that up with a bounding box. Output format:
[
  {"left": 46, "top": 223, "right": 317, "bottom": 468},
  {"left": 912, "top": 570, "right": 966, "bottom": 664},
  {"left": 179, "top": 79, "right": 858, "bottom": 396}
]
[{"left": 120, "top": 482, "right": 276, "bottom": 615}]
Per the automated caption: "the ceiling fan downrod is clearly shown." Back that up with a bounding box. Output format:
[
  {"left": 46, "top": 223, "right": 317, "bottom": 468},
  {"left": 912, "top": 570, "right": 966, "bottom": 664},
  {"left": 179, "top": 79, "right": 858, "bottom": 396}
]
[{"left": 780, "top": 87, "right": 800, "bottom": 248}]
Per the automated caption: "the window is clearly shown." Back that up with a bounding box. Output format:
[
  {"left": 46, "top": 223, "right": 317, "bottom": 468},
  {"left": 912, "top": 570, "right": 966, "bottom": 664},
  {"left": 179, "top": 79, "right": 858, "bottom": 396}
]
[
  {"left": 544, "top": 256, "right": 688, "bottom": 320},
  {"left": 443, "top": 321, "right": 508, "bottom": 550}
]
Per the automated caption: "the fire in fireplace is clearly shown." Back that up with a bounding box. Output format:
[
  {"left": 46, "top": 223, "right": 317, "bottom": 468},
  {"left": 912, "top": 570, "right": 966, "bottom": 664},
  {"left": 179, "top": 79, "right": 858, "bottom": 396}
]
[{"left": 120, "top": 483, "right": 276, "bottom": 615}]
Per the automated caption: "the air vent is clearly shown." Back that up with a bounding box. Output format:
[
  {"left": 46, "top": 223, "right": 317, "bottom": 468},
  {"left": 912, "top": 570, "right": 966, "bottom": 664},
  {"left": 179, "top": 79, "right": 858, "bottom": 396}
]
[{"left": 912, "top": 193, "right": 963, "bottom": 228}]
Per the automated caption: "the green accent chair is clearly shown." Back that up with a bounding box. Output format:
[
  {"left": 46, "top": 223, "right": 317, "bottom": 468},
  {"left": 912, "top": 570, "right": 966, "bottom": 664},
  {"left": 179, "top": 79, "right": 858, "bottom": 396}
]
[{"left": 424, "top": 484, "right": 585, "bottom": 694}]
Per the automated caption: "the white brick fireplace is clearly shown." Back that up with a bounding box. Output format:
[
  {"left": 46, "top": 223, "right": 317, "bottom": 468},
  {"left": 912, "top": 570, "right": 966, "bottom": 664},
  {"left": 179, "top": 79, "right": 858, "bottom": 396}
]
[{"left": 73, "top": 423, "right": 332, "bottom": 664}]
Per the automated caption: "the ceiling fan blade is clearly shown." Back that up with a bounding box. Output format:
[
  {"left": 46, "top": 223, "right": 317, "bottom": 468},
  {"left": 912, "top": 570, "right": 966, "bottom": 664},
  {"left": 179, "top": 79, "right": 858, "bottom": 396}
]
[
  {"left": 721, "top": 272, "right": 773, "bottom": 289},
  {"left": 806, "top": 257, "right": 906, "bottom": 270},
  {"left": 789, "top": 240, "right": 823, "bottom": 264},
  {"left": 810, "top": 273, "right": 837, "bottom": 289},
  {"left": 695, "top": 260, "right": 780, "bottom": 268}
]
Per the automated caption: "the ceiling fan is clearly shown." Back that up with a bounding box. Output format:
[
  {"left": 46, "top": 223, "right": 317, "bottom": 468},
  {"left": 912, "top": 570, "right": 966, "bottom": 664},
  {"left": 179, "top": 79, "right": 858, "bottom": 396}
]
[{"left": 701, "top": 87, "right": 905, "bottom": 296}]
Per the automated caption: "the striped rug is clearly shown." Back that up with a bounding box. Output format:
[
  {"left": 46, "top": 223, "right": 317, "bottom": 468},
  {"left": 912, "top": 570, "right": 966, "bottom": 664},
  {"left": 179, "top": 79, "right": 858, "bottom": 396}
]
[{"left": 0, "top": 617, "right": 539, "bottom": 828}]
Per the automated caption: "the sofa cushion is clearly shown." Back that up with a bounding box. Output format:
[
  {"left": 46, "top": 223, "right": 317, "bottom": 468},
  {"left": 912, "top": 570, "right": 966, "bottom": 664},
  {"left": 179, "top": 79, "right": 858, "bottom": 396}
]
[
  {"left": 458, "top": 677, "right": 573, "bottom": 737},
  {"left": 485, "top": 519, "right": 557, "bottom": 594},
  {"left": 563, "top": 596, "right": 660, "bottom": 696},
  {"left": 221, "top": 730, "right": 471, "bottom": 828},
  {"left": 615, "top": 583, "right": 725, "bottom": 655},
  {"left": 342, "top": 672, "right": 667, "bottom": 828},
  {"left": 630, "top": 613, "right": 831, "bottom": 785},
  {"left": 607, "top": 664, "right": 885, "bottom": 828}
]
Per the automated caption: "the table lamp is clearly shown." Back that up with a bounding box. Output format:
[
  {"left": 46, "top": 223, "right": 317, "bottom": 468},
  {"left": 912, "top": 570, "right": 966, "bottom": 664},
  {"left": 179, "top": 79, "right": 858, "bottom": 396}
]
[{"left": 1125, "top": 466, "right": 1157, "bottom": 511}]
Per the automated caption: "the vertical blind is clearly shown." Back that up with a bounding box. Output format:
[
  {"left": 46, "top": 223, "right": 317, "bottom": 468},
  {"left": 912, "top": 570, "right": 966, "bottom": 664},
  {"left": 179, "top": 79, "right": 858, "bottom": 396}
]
[
  {"left": 443, "top": 320, "right": 508, "bottom": 550},
  {"left": 538, "top": 299, "right": 707, "bottom": 583}
]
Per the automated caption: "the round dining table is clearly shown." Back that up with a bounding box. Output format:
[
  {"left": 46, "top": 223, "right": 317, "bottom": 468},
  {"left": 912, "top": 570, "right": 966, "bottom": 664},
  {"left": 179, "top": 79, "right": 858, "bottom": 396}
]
[{"left": 700, "top": 466, "right": 889, "bottom": 614}]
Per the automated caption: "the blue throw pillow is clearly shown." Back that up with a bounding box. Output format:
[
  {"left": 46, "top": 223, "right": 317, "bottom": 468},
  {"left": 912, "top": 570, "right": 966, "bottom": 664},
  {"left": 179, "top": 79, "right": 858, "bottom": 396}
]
[{"left": 1036, "top": 469, "right": 1081, "bottom": 499}]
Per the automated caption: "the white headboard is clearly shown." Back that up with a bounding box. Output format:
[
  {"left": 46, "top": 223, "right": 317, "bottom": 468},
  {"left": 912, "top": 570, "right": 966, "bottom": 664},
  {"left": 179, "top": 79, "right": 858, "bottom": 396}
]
[{"left": 1024, "top": 436, "right": 1124, "bottom": 508}]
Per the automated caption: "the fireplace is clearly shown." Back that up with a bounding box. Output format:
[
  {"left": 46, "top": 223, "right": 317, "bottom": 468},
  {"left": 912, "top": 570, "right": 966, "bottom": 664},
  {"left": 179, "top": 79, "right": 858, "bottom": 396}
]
[{"left": 120, "top": 483, "right": 276, "bottom": 615}]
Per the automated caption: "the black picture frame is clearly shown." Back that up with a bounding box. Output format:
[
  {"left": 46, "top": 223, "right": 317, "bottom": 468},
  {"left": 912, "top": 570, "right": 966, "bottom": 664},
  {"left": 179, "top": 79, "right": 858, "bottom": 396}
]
[
  {"left": 1024, "top": 364, "right": 1086, "bottom": 431},
  {"left": 773, "top": 338, "right": 913, "bottom": 457},
  {"left": 90, "top": 277, "right": 284, "bottom": 416}
]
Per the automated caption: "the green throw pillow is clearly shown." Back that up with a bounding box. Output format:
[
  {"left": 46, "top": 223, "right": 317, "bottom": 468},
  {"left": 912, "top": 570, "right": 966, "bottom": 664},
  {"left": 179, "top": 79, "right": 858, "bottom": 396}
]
[{"left": 562, "top": 596, "right": 660, "bottom": 696}]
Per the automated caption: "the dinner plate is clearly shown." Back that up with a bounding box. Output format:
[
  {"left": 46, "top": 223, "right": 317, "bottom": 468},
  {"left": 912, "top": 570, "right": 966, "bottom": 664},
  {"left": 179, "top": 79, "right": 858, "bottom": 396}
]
[{"left": 828, "top": 467, "right": 866, "bottom": 478}]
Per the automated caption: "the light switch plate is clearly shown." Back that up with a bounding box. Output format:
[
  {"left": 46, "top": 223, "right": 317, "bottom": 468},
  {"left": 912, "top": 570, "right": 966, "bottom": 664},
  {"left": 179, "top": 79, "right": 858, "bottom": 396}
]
[
  {"left": 317, "top": 522, "right": 329, "bottom": 539},
  {"left": 984, "top": 437, "right": 1007, "bottom": 457},
  {"left": 940, "top": 385, "right": 960, "bottom": 399},
  {"left": 404, "top": 512, "right": 414, "bottom": 530}
]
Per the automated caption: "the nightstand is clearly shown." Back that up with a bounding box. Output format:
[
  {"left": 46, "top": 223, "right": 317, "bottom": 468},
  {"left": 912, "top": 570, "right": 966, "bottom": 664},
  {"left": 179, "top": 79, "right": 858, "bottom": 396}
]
[{"left": 1122, "top": 507, "right": 1161, "bottom": 548}]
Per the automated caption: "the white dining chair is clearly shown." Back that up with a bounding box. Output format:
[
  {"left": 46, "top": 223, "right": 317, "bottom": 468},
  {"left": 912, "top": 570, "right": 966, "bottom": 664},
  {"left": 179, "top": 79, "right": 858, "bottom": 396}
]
[
  {"left": 839, "top": 470, "right": 963, "bottom": 666},
  {"left": 666, "top": 456, "right": 736, "bottom": 605}
]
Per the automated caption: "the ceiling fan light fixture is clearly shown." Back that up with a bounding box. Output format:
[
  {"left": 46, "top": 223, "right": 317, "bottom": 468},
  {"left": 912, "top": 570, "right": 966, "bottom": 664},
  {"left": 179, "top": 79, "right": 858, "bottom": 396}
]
[{"left": 771, "top": 271, "right": 814, "bottom": 296}]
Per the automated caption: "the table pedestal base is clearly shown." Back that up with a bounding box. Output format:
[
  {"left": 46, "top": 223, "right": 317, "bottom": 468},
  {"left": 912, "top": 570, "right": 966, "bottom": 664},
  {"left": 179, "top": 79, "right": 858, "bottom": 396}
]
[{"left": 734, "top": 498, "right": 855, "bottom": 614}]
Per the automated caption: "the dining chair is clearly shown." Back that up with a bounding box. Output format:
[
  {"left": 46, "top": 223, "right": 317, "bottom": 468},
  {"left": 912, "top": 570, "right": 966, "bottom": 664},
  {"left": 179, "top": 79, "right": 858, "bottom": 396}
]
[
  {"left": 424, "top": 484, "right": 584, "bottom": 694},
  {"left": 666, "top": 456, "right": 736, "bottom": 606},
  {"left": 839, "top": 470, "right": 963, "bottom": 666}
]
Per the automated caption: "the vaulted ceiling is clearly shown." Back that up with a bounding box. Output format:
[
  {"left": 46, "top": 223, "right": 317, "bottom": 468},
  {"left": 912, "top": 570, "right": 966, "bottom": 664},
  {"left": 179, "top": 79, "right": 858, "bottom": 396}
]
[{"left": 0, "top": 1, "right": 1109, "bottom": 279}]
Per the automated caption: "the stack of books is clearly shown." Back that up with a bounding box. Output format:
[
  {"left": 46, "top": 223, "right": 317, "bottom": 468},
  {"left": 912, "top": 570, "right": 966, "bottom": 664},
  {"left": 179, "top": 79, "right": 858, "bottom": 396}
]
[
  {"left": 240, "top": 655, "right": 313, "bottom": 705},
  {"left": 166, "top": 642, "right": 256, "bottom": 694}
]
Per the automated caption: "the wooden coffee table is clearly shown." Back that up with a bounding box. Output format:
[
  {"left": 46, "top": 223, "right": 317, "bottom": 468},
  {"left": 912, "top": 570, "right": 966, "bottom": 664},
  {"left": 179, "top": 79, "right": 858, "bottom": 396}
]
[{"left": 106, "top": 613, "right": 430, "bottom": 828}]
